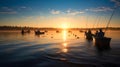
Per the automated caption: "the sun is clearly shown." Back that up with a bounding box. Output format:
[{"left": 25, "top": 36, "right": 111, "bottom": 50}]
[{"left": 61, "top": 23, "right": 69, "bottom": 29}]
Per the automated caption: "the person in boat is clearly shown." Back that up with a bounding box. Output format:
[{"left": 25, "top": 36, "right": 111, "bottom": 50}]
[
  {"left": 85, "top": 29, "right": 93, "bottom": 40},
  {"left": 21, "top": 29, "right": 24, "bottom": 34},
  {"left": 94, "top": 30, "right": 98, "bottom": 37},
  {"left": 96, "top": 29, "right": 104, "bottom": 38}
]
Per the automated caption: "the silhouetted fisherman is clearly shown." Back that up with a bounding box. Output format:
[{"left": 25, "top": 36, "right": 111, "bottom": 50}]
[
  {"left": 85, "top": 29, "right": 93, "bottom": 40},
  {"left": 94, "top": 30, "right": 98, "bottom": 37},
  {"left": 96, "top": 29, "right": 104, "bottom": 38}
]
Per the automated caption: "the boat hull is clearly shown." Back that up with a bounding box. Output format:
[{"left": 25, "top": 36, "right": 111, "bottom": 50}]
[{"left": 95, "top": 37, "right": 111, "bottom": 48}]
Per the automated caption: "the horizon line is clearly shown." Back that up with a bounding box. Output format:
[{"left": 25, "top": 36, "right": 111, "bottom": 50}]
[{"left": 0, "top": 25, "right": 120, "bottom": 29}]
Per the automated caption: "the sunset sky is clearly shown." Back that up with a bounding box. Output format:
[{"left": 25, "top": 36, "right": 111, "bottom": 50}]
[{"left": 0, "top": 0, "right": 120, "bottom": 28}]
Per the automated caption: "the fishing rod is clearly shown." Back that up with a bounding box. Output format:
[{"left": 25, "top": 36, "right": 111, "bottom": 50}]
[
  {"left": 96, "top": 16, "right": 102, "bottom": 28},
  {"left": 92, "top": 15, "right": 99, "bottom": 28},
  {"left": 105, "top": 7, "right": 117, "bottom": 32},
  {"left": 85, "top": 14, "right": 89, "bottom": 28}
]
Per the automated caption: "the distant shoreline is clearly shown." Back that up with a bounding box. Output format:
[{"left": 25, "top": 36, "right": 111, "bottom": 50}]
[{"left": 0, "top": 26, "right": 120, "bottom": 30}]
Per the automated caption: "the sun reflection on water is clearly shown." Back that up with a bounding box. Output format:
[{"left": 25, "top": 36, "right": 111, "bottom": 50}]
[
  {"left": 62, "top": 43, "right": 68, "bottom": 53},
  {"left": 63, "top": 43, "right": 67, "bottom": 47},
  {"left": 62, "top": 30, "right": 67, "bottom": 41},
  {"left": 63, "top": 48, "right": 68, "bottom": 53},
  {"left": 62, "top": 30, "right": 69, "bottom": 53}
]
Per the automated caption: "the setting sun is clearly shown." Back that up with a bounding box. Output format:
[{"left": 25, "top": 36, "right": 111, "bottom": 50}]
[{"left": 61, "top": 23, "right": 69, "bottom": 29}]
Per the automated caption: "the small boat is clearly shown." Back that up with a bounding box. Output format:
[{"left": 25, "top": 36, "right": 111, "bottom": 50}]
[
  {"left": 44, "top": 30, "right": 48, "bottom": 32},
  {"left": 68, "top": 30, "right": 72, "bottom": 33},
  {"left": 35, "top": 31, "right": 45, "bottom": 35},
  {"left": 79, "top": 30, "right": 84, "bottom": 32},
  {"left": 21, "top": 29, "right": 30, "bottom": 34},
  {"left": 94, "top": 37, "right": 111, "bottom": 48},
  {"left": 56, "top": 30, "right": 60, "bottom": 33}
]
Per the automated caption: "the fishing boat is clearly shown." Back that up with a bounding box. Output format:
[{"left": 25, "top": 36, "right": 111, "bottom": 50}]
[
  {"left": 85, "top": 30, "right": 93, "bottom": 40},
  {"left": 93, "top": 7, "right": 117, "bottom": 49}
]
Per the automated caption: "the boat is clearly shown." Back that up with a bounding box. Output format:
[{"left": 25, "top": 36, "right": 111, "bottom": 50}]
[
  {"left": 56, "top": 30, "right": 60, "bottom": 33},
  {"left": 94, "top": 37, "right": 111, "bottom": 48},
  {"left": 94, "top": 7, "right": 117, "bottom": 49},
  {"left": 85, "top": 35, "right": 93, "bottom": 40},
  {"left": 44, "top": 30, "right": 48, "bottom": 32},
  {"left": 21, "top": 29, "right": 30, "bottom": 34},
  {"left": 85, "top": 30, "right": 93, "bottom": 40},
  {"left": 35, "top": 31, "right": 45, "bottom": 35},
  {"left": 79, "top": 30, "right": 84, "bottom": 32}
]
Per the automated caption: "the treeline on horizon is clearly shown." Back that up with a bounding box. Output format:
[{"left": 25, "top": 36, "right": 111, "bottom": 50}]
[{"left": 0, "top": 26, "right": 120, "bottom": 30}]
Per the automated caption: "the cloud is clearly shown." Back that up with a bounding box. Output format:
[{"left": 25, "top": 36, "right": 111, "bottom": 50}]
[
  {"left": 50, "top": 9, "right": 60, "bottom": 14},
  {"left": 87, "top": 7, "right": 113, "bottom": 12},
  {"left": 66, "top": 9, "right": 84, "bottom": 15},
  {"left": 19, "top": 6, "right": 32, "bottom": 11},
  {"left": 20, "top": 6, "right": 27, "bottom": 9},
  {"left": 2, "top": 7, "right": 13, "bottom": 11},
  {"left": 49, "top": 9, "right": 84, "bottom": 15},
  {"left": 23, "top": 16, "right": 45, "bottom": 22},
  {"left": 0, "top": 11, "right": 17, "bottom": 14},
  {"left": 111, "top": 0, "right": 120, "bottom": 7},
  {"left": 0, "top": 7, "right": 17, "bottom": 14}
]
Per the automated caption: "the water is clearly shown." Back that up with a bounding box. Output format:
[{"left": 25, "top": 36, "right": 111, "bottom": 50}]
[{"left": 0, "top": 30, "right": 120, "bottom": 67}]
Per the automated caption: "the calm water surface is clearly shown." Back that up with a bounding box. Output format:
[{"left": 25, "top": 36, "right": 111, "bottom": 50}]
[{"left": 0, "top": 30, "right": 120, "bottom": 67}]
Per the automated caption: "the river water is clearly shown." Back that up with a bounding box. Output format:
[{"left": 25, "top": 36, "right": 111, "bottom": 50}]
[{"left": 0, "top": 30, "right": 120, "bottom": 67}]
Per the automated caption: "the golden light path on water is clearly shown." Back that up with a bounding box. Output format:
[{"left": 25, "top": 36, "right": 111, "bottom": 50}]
[
  {"left": 62, "top": 30, "right": 68, "bottom": 53},
  {"left": 63, "top": 30, "right": 67, "bottom": 41},
  {"left": 62, "top": 43, "right": 68, "bottom": 53}
]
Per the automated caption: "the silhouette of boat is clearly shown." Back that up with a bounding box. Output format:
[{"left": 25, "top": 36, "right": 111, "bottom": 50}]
[
  {"left": 21, "top": 29, "right": 30, "bottom": 34},
  {"left": 35, "top": 31, "right": 45, "bottom": 35},
  {"left": 79, "top": 30, "right": 84, "bottom": 32},
  {"left": 56, "top": 30, "right": 60, "bottom": 33},
  {"left": 94, "top": 37, "right": 111, "bottom": 48},
  {"left": 85, "top": 31, "right": 93, "bottom": 40},
  {"left": 86, "top": 36, "right": 93, "bottom": 40},
  {"left": 44, "top": 30, "right": 48, "bottom": 32}
]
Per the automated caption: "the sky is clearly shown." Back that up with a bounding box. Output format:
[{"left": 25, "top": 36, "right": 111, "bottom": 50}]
[{"left": 0, "top": 0, "right": 120, "bottom": 28}]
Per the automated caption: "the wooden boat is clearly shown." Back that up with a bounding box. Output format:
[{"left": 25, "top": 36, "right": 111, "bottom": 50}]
[{"left": 94, "top": 37, "right": 111, "bottom": 48}]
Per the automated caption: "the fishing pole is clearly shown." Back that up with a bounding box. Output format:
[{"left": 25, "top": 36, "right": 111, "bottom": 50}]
[
  {"left": 92, "top": 15, "right": 99, "bottom": 28},
  {"left": 105, "top": 7, "right": 117, "bottom": 32}
]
